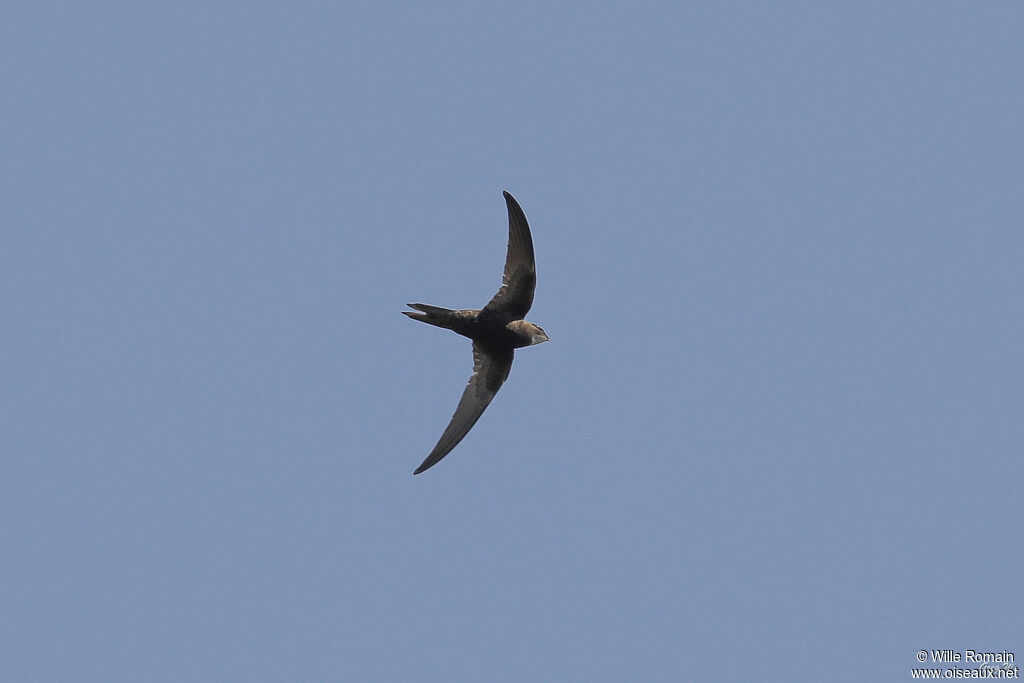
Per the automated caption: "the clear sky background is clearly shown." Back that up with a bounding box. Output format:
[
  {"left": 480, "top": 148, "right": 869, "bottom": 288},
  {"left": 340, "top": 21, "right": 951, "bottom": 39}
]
[{"left": 3, "top": 2, "right": 1022, "bottom": 681}]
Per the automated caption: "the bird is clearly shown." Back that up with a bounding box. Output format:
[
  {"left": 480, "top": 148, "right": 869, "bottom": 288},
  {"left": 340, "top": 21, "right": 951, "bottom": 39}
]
[{"left": 404, "top": 191, "right": 549, "bottom": 475}]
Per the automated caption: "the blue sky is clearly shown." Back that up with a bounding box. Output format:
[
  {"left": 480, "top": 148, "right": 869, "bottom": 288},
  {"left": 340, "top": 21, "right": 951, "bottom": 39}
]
[{"left": 3, "top": 2, "right": 1022, "bottom": 681}]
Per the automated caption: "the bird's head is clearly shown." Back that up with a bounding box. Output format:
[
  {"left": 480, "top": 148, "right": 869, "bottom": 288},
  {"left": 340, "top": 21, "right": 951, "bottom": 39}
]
[
  {"left": 507, "top": 320, "right": 549, "bottom": 346},
  {"left": 527, "top": 323, "right": 550, "bottom": 345}
]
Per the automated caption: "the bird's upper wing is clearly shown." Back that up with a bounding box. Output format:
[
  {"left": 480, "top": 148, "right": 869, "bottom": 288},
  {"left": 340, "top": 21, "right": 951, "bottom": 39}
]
[
  {"left": 413, "top": 342, "right": 514, "bottom": 474},
  {"left": 483, "top": 191, "right": 536, "bottom": 318}
]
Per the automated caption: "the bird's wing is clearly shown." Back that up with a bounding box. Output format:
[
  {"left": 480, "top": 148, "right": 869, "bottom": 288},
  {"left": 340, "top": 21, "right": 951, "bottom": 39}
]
[
  {"left": 484, "top": 191, "right": 536, "bottom": 318},
  {"left": 413, "top": 342, "right": 514, "bottom": 474}
]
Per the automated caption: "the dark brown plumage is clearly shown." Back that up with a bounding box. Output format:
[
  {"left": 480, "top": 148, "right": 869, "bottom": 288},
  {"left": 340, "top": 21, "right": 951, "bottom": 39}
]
[{"left": 404, "top": 191, "right": 548, "bottom": 475}]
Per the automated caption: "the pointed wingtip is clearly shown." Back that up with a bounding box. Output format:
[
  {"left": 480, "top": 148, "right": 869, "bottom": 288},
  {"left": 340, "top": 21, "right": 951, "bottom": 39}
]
[
  {"left": 414, "top": 451, "right": 445, "bottom": 475},
  {"left": 503, "top": 190, "right": 523, "bottom": 214}
]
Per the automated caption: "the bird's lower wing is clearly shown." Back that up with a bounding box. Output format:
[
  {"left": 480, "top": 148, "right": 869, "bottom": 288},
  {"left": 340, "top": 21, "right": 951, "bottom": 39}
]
[{"left": 413, "top": 343, "right": 514, "bottom": 475}]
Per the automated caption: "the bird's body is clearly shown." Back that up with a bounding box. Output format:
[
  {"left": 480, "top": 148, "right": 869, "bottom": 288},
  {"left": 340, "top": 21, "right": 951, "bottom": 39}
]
[
  {"left": 404, "top": 191, "right": 548, "bottom": 475},
  {"left": 404, "top": 305, "right": 545, "bottom": 349}
]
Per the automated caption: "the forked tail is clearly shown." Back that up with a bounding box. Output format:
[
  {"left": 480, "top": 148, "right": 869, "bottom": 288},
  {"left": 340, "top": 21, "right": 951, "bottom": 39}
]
[{"left": 402, "top": 303, "right": 457, "bottom": 329}]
